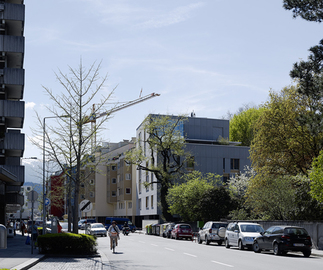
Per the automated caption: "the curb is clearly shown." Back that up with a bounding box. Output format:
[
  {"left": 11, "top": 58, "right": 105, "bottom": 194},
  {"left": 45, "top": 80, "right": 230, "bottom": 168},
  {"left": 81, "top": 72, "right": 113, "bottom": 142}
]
[{"left": 13, "top": 254, "right": 45, "bottom": 270}]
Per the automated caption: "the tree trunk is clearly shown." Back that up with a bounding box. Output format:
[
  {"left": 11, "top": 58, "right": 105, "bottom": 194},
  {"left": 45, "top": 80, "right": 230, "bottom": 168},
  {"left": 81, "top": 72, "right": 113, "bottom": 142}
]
[{"left": 160, "top": 183, "right": 173, "bottom": 221}]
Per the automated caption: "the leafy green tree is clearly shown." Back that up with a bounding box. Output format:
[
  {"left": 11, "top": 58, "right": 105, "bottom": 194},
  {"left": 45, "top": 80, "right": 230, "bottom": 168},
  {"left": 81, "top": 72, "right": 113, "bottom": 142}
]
[
  {"left": 167, "top": 171, "right": 221, "bottom": 221},
  {"left": 250, "top": 87, "right": 316, "bottom": 176},
  {"left": 283, "top": 0, "right": 323, "bottom": 22},
  {"left": 126, "top": 114, "right": 191, "bottom": 221},
  {"left": 309, "top": 150, "right": 323, "bottom": 203},
  {"left": 229, "top": 107, "right": 265, "bottom": 146},
  {"left": 197, "top": 186, "right": 236, "bottom": 222}
]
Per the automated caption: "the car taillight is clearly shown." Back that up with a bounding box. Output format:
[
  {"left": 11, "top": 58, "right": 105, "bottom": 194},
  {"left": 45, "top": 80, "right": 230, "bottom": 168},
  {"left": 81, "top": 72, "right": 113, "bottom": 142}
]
[
  {"left": 281, "top": 235, "right": 290, "bottom": 240},
  {"left": 209, "top": 229, "right": 212, "bottom": 233}
]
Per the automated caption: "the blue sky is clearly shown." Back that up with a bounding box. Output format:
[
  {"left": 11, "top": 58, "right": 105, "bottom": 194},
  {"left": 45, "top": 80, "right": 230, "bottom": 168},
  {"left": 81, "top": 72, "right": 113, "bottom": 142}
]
[{"left": 22, "top": 0, "right": 322, "bottom": 182}]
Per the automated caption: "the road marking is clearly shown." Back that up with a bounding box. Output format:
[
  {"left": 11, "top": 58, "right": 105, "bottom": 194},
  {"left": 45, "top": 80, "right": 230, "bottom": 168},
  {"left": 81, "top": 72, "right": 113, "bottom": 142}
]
[
  {"left": 165, "top": 248, "right": 175, "bottom": 251},
  {"left": 151, "top": 244, "right": 158, "bottom": 247},
  {"left": 183, "top": 253, "right": 197, "bottom": 257},
  {"left": 211, "top": 261, "right": 234, "bottom": 268},
  {"left": 139, "top": 241, "right": 145, "bottom": 243}
]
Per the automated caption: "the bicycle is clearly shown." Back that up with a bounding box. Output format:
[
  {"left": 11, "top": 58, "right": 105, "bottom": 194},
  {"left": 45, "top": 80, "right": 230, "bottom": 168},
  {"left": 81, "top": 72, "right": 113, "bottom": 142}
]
[{"left": 110, "top": 232, "right": 118, "bottom": 253}]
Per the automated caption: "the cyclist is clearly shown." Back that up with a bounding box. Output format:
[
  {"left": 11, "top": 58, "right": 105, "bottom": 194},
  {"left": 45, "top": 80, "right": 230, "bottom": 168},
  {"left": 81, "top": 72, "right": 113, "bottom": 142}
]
[{"left": 108, "top": 221, "right": 120, "bottom": 250}]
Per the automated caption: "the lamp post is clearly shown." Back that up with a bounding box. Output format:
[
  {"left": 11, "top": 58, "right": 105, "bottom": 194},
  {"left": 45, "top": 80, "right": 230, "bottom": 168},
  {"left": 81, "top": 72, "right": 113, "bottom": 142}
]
[{"left": 43, "top": 115, "right": 69, "bottom": 235}]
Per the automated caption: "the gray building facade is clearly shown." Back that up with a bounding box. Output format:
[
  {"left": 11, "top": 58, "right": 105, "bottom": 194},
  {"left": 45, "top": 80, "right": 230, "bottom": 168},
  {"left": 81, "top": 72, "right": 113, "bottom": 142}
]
[{"left": 0, "top": 0, "right": 25, "bottom": 224}]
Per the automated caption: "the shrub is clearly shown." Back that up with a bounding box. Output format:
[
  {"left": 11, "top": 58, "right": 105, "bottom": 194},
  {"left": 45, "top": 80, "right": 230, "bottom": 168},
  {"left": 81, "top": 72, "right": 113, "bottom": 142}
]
[{"left": 37, "top": 233, "right": 97, "bottom": 254}]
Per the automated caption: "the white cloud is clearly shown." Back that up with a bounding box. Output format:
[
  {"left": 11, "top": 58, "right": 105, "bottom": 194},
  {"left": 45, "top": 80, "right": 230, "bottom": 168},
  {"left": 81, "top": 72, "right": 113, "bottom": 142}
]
[{"left": 25, "top": 102, "right": 36, "bottom": 109}]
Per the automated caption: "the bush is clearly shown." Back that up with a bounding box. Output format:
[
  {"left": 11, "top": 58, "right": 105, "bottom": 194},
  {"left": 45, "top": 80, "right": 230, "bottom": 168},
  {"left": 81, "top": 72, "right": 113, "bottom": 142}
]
[{"left": 37, "top": 233, "right": 97, "bottom": 254}]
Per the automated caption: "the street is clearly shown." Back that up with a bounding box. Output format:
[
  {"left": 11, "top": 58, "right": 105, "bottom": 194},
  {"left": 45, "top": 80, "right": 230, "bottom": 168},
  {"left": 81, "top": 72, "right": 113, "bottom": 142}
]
[{"left": 99, "top": 232, "right": 323, "bottom": 270}]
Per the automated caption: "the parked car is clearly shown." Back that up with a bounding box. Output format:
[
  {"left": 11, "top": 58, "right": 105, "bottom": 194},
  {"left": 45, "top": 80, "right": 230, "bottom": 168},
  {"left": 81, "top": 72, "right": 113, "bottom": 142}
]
[
  {"left": 225, "top": 222, "right": 264, "bottom": 250},
  {"left": 78, "top": 218, "right": 96, "bottom": 230},
  {"left": 198, "top": 221, "right": 228, "bottom": 245},
  {"left": 86, "top": 223, "right": 107, "bottom": 237},
  {"left": 60, "top": 222, "right": 73, "bottom": 233},
  {"left": 171, "top": 224, "right": 193, "bottom": 240},
  {"left": 252, "top": 225, "right": 312, "bottom": 257},
  {"left": 163, "top": 223, "right": 175, "bottom": 238}
]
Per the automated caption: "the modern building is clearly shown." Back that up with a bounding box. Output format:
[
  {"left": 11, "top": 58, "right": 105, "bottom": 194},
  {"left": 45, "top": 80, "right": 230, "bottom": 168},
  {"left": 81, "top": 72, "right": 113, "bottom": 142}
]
[
  {"left": 0, "top": 0, "right": 25, "bottom": 225},
  {"left": 135, "top": 114, "right": 251, "bottom": 225},
  {"left": 90, "top": 139, "right": 137, "bottom": 224}
]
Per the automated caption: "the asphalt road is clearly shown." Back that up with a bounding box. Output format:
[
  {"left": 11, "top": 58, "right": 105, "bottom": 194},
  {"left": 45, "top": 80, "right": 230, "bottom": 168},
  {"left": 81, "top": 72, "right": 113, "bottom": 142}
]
[{"left": 98, "top": 232, "right": 323, "bottom": 270}]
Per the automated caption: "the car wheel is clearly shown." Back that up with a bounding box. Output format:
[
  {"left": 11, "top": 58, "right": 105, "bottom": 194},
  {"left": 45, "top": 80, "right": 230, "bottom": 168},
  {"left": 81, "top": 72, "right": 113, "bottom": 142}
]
[
  {"left": 197, "top": 235, "right": 202, "bottom": 244},
  {"left": 303, "top": 250, "right": 311, "bottom": 257},
  {"left": 205, "top": 236, "right": 210, "bottom": 245},
  {"left": 273, "top": 243, "right": 281, "bottom": 256},
  {"left": 253, "top": 241, "right": 261, "bottom": 253},
  {"left": 225, "top": 238, "right": 230, "bottom": 249},
  {"left": 238, "top": 240, "right": 244, "bottom": 250},
  {"left": 218, "top": 240, "right": 223, "bottom": 246}
]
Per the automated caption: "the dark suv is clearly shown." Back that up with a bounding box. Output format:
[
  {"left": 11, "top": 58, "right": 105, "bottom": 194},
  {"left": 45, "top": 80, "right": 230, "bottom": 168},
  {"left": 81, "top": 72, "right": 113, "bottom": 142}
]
[{"left": 253, "top": 225, "right": 312, "bottom": 257}]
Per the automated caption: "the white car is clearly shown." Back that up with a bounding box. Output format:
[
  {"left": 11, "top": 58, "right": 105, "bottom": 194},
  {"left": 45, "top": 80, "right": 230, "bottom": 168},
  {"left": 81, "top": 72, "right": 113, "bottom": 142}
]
[
  {"left": 198, "top": 221, "right": 228, "bottom": 245},
  {"left": 86, "top": 223, "right": 107, "bottom": 237},
  {"left": 225, "top": 222, "right": 264, "bottom": 250}
]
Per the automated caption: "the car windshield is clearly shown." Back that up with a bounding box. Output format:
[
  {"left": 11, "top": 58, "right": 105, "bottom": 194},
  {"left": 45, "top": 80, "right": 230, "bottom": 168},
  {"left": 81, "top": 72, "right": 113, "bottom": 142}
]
[
  {"left": 180, "top": 225, "right": 191, "bottom": 229},
  {"left": 212, "top": 223, "right": 227, "bottom": 229},
  {"left": 240, "top": 224, "right": 264, "bottom": 233},
  {"left": 284, "top": 228, "right": 308, "bottom": 236},
  {"left": 92, "top": 224, "right": 105, "bottom": 229}
]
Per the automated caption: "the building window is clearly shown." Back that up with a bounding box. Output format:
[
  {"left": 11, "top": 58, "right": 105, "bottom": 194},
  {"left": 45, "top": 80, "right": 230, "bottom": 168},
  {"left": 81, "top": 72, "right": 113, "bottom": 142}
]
[
  {"left": 112, "top": 178, "right": 117, "bottom": 184},
  {"left": 128, "top": 202, "right": 132, "bottom": 209},
  {"left": 230, "top": 159, "right": 240, "bottom": 170},
  {"left": 223, "top": 158, "right": 225, "bottom": 170},
  {"left": 89, "top": 192, "right": 94, "bottom": 198},
  {"left": 111, "top": 165, "right": 117, "bottom": 171},
  {"left": 81, "top": 183, "right": 85, "bottom": 188},
  {"left": 90, "top": 179, "right": 94, "bottom": 185},
  {"left": 112, "top": 191, "right": 116, "bottom": 197},
  {"left": 187, "top": 156, "right": 195, "bottom": 170},
  {"left": 146, "top": 174, "right": 149, "bottom": 192},
  {"left": 125, "top": 173, "right": 131, "bottom": 180},
  {"left": 119, "top": 202, "right": 124, "bottom": 209},
  {"left": 151, "top": 195, "right": 154, "bottom": 209},
  {"left": 139, "top": 179, "right": 142, "bottom": 194},
  {"left": 27, "top": 187, "right": 31, "bottom": 191},
  {"left": 125, "top": 188, "right": 131, "bottom": 194},
  {"left": 146, "top": 196, "right": 149, "bottom": 209},
  {"left": 139, "top": 199, "right": 141, "bottom": 210},
  {"left": 151, "top": 173, "right": 154, "bottom": 190}
]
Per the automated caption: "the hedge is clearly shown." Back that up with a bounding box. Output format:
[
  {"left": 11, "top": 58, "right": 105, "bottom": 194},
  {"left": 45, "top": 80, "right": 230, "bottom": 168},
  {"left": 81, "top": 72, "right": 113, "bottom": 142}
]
[{"left": 37, "top": 233, "right": 97, "bottom": 254}]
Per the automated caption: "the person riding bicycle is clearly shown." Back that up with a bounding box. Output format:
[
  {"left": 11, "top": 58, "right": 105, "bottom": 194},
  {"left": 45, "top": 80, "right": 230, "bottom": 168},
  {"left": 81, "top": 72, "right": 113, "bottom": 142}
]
[{"left": 108, "top": 221, "right": 120, "bottom": 250}]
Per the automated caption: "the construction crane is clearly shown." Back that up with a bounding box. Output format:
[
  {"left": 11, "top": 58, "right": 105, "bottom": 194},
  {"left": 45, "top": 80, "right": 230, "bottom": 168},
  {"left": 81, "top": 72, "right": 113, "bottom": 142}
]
[{"left": 85, "top": 92, "right": 160, "bottom": 152}]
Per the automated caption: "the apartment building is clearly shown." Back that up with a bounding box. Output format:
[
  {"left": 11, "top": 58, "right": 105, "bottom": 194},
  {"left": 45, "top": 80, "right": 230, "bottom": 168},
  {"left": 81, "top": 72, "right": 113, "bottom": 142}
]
[
  {"left": 85, "top": 139, "right": 136, "bottom": 224},
  {"left": 0, "top": 0, "right": 25, "bottom": 224},
  {"left": 135, "top": 114, "right": 251, "bottom": 224}
]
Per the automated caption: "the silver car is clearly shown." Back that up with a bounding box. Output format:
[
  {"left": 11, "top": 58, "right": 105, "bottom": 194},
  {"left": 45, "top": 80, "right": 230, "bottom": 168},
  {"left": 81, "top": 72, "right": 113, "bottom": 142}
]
[
  {"left": 86, "top": 223, "right": 107, "bottom": 237},
  {"left": 225, "top": 222, "right": 264, "bottom": 250},
  {"left": 198, "top": 221, "right": 228, "bottom": 245}
]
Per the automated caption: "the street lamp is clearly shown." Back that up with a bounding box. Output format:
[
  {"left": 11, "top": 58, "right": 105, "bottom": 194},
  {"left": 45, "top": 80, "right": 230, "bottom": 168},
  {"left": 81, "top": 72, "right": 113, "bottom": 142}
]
[{"left": 43, "top": 115, "right": 69, "bottom": 234}]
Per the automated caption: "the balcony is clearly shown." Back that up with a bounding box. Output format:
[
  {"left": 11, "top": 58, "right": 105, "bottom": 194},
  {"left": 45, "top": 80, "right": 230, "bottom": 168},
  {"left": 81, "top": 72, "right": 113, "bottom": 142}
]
[
  {"left": 0, "top": 2, "right": 24, "bottom": 36},
  {"left": 0, "top": 100, "right": 24, "bottom": 128},
  {"left": 0, "top": 35, "right": 24, "bottom": 53},
  {"left": 5, "top": 192, "right": 23, "bottom": 205},
  {"left": 0, "top": 68, "right": 24, "bottom": 99},
  {"left": 2, "top": 164, "right": 24, "bottom": 185},
  {"left": 6, "top": 185, "right": 21, "bottom": 192},
  {"left": 0, "top": 130, "right": 24, "bottom": 157}
]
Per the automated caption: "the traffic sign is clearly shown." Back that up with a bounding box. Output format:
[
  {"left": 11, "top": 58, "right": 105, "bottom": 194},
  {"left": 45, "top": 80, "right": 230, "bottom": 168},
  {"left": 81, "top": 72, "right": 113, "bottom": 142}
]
[
  {"left": 45, "top": 198, "right": 51, "bottom": 206},
  {"left": 79, "top": 199, "right": 92, "bottom": 213},
  {"left": 27, "top": 191, "right": 38, "bottom": 203}
]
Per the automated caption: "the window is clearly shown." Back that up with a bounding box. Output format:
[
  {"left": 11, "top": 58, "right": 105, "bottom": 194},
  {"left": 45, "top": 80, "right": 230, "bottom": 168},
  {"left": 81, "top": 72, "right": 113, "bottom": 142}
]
[
  {"left": 128, "top": 202, "right": 132, "bottom": 209},
  {"left": 146, "top": 174, "right": 149, "bottom": 192},
  {"left": 187, "top": 156, "right": 195, "bottom": 169},
  {"left": 125, "top": 173, "right": 131, "bottom": 180},
  {"left": 146, "top": 196, "right": 149, "bottom": 209},
  {"left": 27, "top": 187, "right": 31, "bottom": 191},
  {"left": 125, "top": 188, "right": 131, "bottom": 194},
  {"left": 111, "top": 191, "right": 116, "bottom": 197},
  {"left": 119, "top": 202, "right": 124, "bottom": 209},
  {"left": 111, "top": 165, "right": 117, "bottom": 171},
  {"left": 89, "top": 192, "right": 94, "bottom": 198},
  {"left": 139, "top": 179, "right": 142, "bottom": 194},
  {"left": 89, "top": 179, "right": 94, "bottom": 185},
  {"left": 151, "top": 195, "right": 154, "bottom": 208},
  {"left": 81, "top": 183, "right": 85, "bottom": 188},
  {"left": 139, "top": 199, "right": 141, "bottom": 210},
  {"left": 230, "top": 159, "right": 240, "bottom": 170},
  {"left": 223, "top": 158, "right": 225, "bottom": 170},
  {"left": 112, "top": 178, "right": 117, "bottom": 184},
  {"left": 151, "top": 173, "right": 154, "bottom": 190}
]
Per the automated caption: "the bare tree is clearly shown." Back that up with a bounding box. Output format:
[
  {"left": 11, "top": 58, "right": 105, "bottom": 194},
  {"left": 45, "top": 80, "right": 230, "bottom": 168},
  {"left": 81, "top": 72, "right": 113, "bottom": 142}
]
[{"left": 31, "top": 60, "right": 116, "bottom": 233}]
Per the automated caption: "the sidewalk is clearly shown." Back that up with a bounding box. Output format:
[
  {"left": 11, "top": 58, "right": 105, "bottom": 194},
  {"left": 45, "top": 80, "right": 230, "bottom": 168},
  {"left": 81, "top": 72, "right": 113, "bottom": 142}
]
[{"left": 0, "top": 231, "right": 44, "bottom": 270}]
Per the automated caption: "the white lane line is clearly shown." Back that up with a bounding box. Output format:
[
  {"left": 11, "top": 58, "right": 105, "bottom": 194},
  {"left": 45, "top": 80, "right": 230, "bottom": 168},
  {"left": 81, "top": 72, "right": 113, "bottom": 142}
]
[
  {"left": 211, "top": 261, "right": 234, "bottom": 268},
  {"left": 183, "top": 253, "right": 197, "bottom": 258},
  {"left": 139, "top": 241, "right": 145, "bottom": 243},
  {"left": 151, "top": 244, "right": 158, "bottom": 247},
  {"left": 165, "top": 248, "right": 175, "bottom": 251}
]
